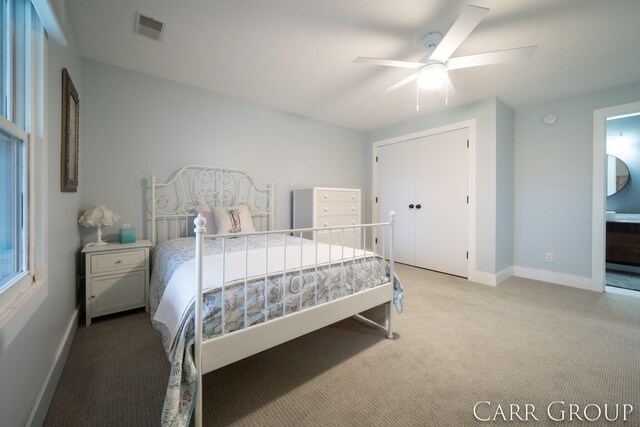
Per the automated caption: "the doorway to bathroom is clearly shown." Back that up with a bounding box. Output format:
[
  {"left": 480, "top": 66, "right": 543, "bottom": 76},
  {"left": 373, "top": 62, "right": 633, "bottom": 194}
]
[{"left": 604, "top": 112, "right": 640, "bottom": 295}]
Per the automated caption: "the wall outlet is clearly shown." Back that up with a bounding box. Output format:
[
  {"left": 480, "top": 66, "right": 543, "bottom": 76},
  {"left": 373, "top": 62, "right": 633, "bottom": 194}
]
[{"left": 545, "top": 252, "right": 554, "bottom": 263}]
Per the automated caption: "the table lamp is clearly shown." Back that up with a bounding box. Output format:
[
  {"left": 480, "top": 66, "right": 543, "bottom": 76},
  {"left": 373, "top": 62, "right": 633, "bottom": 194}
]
[{"left": 78, "top": 204, "right": 120, "bottom": 245}]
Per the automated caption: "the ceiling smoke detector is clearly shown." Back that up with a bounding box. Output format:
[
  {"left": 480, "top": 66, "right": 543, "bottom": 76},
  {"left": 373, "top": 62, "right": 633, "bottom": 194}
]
[{"left": 134, "top": 11, "right": 165, "bottom": 41}]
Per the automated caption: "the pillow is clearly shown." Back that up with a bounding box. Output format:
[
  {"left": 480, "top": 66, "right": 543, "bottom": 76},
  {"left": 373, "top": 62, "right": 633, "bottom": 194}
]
[
  {"left": 212, "top": 205, "right": 256, "bottom": 234},
  {"left": 195, "top": 205, "right": 217, "bottom": 235}
]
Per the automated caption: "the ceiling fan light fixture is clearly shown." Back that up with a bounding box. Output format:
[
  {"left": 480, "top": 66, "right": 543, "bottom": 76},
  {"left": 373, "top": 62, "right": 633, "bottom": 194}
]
[
  {"left": 356, "top": 5, "right": 537, "bottom": 104},
  {"left": 418, "top": 63, "right": 447, "bottom": 90}
]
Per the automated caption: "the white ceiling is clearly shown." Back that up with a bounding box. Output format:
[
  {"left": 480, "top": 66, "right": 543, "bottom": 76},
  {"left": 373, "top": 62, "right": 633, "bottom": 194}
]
[{"left": 70, "top": 0, "right": 640, "bottom": 132}]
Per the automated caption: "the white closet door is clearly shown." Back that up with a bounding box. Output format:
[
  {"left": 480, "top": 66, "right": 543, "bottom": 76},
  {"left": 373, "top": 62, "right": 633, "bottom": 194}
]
[
  {"left": 414, "top": 128, "right": 469, "bottom": 277},
  {"left": 377, "top": 141, "right": 415, "bottom": 264}
]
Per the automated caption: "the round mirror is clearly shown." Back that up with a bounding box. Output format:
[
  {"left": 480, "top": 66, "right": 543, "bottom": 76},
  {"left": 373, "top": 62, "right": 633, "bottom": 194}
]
[{"left": 606, "top": 154, "right": 630, "bottom": 196}]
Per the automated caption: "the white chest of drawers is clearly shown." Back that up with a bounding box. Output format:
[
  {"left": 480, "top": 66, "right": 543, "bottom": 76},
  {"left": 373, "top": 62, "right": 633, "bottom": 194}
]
[
  {"left": 81, "top": 240, "right": 152, "bottom": 326},
  {"left": 292, "top": 187, "right": 362, "bottom": 247}
]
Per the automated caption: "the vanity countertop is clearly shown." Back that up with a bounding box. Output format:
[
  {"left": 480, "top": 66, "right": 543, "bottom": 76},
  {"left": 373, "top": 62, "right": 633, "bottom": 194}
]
[{"left": 607, "top": 213, "right": 640, "bottom": 224}]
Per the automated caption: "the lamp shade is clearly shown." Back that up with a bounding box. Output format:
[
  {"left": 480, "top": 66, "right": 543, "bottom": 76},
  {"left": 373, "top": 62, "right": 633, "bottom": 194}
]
[
  {"left": 79, "top": 204, "right": 120, "bottom": 245},
  {"left": 418, "top": 63, "right": 447, "bottom": 90}
]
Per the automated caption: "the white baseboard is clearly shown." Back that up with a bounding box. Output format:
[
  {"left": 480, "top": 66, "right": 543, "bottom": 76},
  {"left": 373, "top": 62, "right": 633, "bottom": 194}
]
[
  {"left": 495, "top": 266, "right": 514, "bottom": 285},
  {"left": 26, "top": 309, "right": 78, "bottom": 427},
  {"left": 469, "top": 266, "right": 513, "bottom": 286},
  {"left": 513, "top": 266, "right": 592, "bottom": 291},
  {"left": 469, "top": 270, "right": 497, "bottom": 286}
]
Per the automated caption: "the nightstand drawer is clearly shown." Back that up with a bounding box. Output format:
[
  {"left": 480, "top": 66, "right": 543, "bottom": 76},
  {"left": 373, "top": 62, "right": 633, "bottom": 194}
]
[
  {"left": 89, "top": 270, "right": 146, "bottom": 317},
  {"left": 90, "top": 249, "right": 146, "bottom": 274}
]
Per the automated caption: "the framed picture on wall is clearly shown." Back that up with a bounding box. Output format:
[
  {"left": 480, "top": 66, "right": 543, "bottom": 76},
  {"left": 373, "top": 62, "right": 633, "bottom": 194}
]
[{"left": 61, "top": 68, "right": 79, "bottom": 192}]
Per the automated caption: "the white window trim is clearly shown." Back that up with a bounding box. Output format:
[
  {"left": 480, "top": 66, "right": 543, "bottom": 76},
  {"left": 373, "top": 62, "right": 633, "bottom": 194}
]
[
  {"left": 0, "top": 2, "right": 47, "bottom": 353},
  {"left": 0, "top": 114, "right": 31, "bottom": 302},
  {"left": 30, "top": 0, "right": 66, "bottom": 46}
]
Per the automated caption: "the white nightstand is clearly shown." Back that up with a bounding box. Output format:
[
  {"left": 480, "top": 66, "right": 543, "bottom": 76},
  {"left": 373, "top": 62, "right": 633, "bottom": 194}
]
[{"left": 81, "top": 240, "right": 153, "bottom": 326}]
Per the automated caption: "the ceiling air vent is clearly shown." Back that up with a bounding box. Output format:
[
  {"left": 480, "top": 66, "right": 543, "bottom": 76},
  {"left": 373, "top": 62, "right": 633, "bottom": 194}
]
[{"left": 134, "top": 11, "right": 164, "bottom": 41}]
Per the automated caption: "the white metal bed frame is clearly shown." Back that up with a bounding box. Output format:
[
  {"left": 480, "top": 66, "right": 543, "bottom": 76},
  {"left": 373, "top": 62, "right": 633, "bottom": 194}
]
[
  {"left": 150, "top": 165, "right": 275, "bottom": 243},
  {"left": 149, "top": 166, "right": 396, "bottom": 427}
]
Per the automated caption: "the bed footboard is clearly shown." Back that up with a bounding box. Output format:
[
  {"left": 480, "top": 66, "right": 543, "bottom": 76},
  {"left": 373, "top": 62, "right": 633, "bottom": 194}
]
[{"left": 192, "top": 213, "right": 396, "bottom": 427}]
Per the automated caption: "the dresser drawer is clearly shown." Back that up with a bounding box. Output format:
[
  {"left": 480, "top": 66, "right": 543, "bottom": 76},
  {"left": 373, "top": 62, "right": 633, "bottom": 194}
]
[
  {"left": 90, "top": 249, "right": 146, "bottom": 274},
  {"left": 316, "top": 201, "right": 360, "bottom": 217},
  {"left": 316, "top": 216, "right": 362, "bottom": 248},
  {"left": 317, "top": 190, "right": 360, "bottom": 202},
  {"left": 317, "top": 215, "right": 360, "bottom": 228}
]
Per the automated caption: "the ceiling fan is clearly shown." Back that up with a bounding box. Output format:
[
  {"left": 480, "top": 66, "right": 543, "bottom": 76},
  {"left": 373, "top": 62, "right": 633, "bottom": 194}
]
[{"left": 355, "top": 5, "right": 537, "bottom": 104}]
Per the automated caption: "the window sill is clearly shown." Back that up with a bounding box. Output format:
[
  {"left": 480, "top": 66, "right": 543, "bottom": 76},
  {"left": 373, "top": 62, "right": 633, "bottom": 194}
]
[{"left": 0, "top": 280, "right": 47, "bottom": 352}]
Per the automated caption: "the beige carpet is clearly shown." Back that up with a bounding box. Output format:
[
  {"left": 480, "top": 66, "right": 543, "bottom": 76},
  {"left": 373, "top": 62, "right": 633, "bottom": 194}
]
[{"left": 44, "top": 264, "right": 640, "bottom": 426}]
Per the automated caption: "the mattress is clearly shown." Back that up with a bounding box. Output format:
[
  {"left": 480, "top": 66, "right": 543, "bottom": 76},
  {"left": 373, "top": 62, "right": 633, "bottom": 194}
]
[{"left": 150, "top": 235, "right": 397, "bottom": 357}]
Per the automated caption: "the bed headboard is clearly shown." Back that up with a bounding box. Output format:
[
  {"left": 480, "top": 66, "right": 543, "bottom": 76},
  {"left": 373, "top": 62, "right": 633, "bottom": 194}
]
[{"left": 149, "top": 165, "right": 274, "bottom": 244}]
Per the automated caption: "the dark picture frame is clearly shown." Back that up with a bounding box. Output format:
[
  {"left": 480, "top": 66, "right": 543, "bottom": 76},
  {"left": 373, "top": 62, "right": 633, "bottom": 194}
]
[{"left": 61, "top": 68, "right": 79, "bottom": 192}]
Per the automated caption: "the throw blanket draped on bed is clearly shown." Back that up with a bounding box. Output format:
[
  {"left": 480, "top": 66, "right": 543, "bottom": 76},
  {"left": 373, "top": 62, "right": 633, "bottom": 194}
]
[{"left": 150, "top": 236, "right": 404, "bottom": 427}]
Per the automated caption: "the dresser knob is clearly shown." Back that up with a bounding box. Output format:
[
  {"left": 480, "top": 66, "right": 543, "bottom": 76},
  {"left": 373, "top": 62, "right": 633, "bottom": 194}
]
[
  {"left": 324, "top": 222, "right": 329, "bottom": 227},
  {"left": 115, "top": 260, "right": 122, "bottom": 264},
  {"left": 351, "top": 206, "right": 355, "bottom": 211},
  {"left": 351, "top": 195, "right": 355, "bottom": 200},
  {"left": 323, "top": 207, "right": 328, "bottom": 212},
  {"left": 323, "top": 194, "right": 328, "bottom": 199}
]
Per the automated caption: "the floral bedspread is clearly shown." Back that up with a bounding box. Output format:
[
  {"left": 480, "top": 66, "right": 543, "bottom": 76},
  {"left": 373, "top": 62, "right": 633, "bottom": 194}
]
[{"left": 150, "top": 236, "right": 404, "bottom": 427}]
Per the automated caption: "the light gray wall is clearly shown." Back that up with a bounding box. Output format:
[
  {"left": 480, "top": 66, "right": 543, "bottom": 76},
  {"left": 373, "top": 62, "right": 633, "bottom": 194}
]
[
  {"left": 0, "top": 4, "right": 83, "bottom": 425},
  {"left": 514, "top": 81, "right": 640, "bottom": 277},
  {"left": 366, "top": 99, "right": 498, "bottom": 275},
  {"left": 80, "top": 60, "right": 367, "bottom": 242},
  {"left": 606, "top": 115, "right": 640, "bottom": 213},
  {"left": 495, "top": 99, "right": 514, "bottom": 272}
]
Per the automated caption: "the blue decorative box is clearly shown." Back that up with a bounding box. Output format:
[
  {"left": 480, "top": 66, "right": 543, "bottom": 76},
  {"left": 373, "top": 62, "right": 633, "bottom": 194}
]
[{"left": 119, "top": 227, "right": 136, "bottom": 244}]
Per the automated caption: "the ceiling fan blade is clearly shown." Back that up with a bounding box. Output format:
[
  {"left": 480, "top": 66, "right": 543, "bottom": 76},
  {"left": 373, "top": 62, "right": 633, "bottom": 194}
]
[
  {"left": 446, "top": 46, "right": 537, "bottom": 70},
  {"left": 354, "top": 57, "right": 425, "bottom": 69},
  {"left": 429, "top": 5, "right": 489, "bottom": 63},
  {"left": 378, "top": 73, "right": 417, "bottom": 95},
  {"left": 436, "top": 75, "right": 457, "bottom": 99}
]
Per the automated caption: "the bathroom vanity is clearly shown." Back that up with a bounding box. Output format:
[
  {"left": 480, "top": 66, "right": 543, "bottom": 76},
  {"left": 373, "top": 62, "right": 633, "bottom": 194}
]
[{"left": 606, "top": 215, "right": 640, "bottom": 266}]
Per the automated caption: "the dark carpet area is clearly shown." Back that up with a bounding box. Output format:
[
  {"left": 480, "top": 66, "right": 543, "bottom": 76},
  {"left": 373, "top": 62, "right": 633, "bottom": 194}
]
[{"left": 43, "top": 309, "right": 169, "bottom": 426}]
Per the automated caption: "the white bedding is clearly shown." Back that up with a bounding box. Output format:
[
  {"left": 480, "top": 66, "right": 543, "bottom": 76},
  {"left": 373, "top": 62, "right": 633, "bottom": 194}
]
[{"left": 153, "top": 240, "right": 372, "bottom": 356}]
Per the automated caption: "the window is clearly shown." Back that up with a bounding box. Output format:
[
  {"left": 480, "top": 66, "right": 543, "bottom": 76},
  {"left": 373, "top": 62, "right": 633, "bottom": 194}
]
[
  {"left": 0, "top": 125, "right": 26, "bottom": 290},
  {"left": 2, "top": 0, "right": 29, "bottom": 126},
  {"left": 0, "top": 0, "right": 43, "bottom": 321}
]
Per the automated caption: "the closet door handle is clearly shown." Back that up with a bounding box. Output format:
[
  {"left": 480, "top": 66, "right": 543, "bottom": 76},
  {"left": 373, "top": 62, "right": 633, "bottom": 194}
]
[
  {"left": 408, "top": 204, "right": 414, "bottom": 209},
  {"left": 416, "top": 204, "right": 422, "bottom": 209}
]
